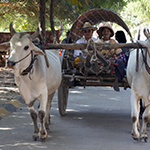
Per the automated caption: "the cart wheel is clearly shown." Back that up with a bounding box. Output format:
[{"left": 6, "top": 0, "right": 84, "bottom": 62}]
[{"left": 58, "top": 79, "right": 69, "bottom": 116}]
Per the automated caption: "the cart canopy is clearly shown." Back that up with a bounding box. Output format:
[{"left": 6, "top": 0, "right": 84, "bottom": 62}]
[{"left": 70, "top": 9, "right": 133, "bottom": 42}]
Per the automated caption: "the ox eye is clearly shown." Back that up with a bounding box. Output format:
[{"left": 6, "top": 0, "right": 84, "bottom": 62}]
[{"left": 24, "top": 45, "right": 29, "bottom": 50}]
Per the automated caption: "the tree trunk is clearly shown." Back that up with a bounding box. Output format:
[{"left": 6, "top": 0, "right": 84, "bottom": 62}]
[
  {"left": 50, "top": 0, "right": 57, "bottom": 43},
  {"left": 39, "top": 0, "right": 46, "bottom": 45},
  {"left": 39, "top": 0, "right": 49, "bottom": 67}
]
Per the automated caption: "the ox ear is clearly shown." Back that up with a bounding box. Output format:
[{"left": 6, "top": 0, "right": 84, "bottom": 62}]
[
  {"left": 32, "top": 45, "right": 45, "bottom": 55},
  {"left": 0, "top": 42, "right": 10, "bottom": 52},
  {"left": 9, "top": 23, "right": 16, "bottom": 36}
]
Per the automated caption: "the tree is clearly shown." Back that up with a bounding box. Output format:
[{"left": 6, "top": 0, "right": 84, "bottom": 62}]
[
  {"left": 0, "top": 0, "right": 40, "bottom": 31},
  {"left": 0, "top": 0, "right": 127, "bottom": 31},
  {"left": 120, "top": 0, "right": 150, "bottom": 38}
]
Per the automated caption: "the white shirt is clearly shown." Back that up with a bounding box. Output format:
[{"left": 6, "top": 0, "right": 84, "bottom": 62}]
[{"left": 74, "top": 36, "right": 97, "bottom": 58}]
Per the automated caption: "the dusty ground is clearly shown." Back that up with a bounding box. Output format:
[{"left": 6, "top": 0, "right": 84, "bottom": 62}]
[{"left": 0, "top": 67, "right": 20, "bottom": 106}]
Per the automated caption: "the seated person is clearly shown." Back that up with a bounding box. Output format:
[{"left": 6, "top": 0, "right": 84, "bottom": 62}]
[
  {"left": 74, "top": 22, "right": 97, "bottom": 67},
  {"left": 61, "top": 30, "right": 73, "bottom": 60},
  {"left": 96, "top": 23, "right": 126, "bottom": 92},
  {"left": 115, "top": 30, "right": 128, "bottom": 68}
]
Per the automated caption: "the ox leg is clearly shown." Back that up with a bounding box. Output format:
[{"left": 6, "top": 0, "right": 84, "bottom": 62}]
[
  {"left": 45, "top": 91, "right": 55, "bottom": 132},
  {"left": 38, "top": 110, "right": 47, "bottom": 141},
  {"left": 130, "top": 90, "right": 140, "bottom": 140},
  {"left": 140, "top": 105, "right": 150, "bottom": 142},
  {"left": 29, "top": 106, "right": 39, "bottom": 141},
  {"left": 38, "top": 92, "right": 48, "bottom": 141}
]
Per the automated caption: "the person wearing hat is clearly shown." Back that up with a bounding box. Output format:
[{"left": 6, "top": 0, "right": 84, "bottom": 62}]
[
  {"left": 96, "top": 23, "right": 122, "bottom": 56},
  {"left": 96, "top": 23, "right": 126, "bottom": 92},
  {"left": 74, "top": 22, "right": 97, "bottom": 67}
]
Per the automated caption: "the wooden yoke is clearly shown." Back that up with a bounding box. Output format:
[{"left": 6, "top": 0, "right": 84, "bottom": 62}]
[
  {"left": 44, "top": 42, "right": 146, "bottom": 51},
  {"left": 44, "top": 42, "right": 145, "bottom": 72}
]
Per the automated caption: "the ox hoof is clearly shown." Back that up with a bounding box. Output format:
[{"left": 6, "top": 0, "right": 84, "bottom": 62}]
[
  {"left": 132, "top": 133, "right": 140, "bottom": 141},
  {"left": 33, "top": 134, "right": 39, "bottom": 141},
  {"left": 140, "top": 135, "right": 148, "bottom": 143},
  {"left": 39, "top": 131, "right": 47, "bottom": 142}
]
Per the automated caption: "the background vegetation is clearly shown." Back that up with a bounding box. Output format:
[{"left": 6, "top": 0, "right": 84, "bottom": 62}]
[{"left": 0, "top": 0, "right": 150, "bottom": 40}]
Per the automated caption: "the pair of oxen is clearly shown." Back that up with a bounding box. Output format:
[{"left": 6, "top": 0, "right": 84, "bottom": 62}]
[{"left": 0, "top": 23, "right": 150, "bottom": 142}]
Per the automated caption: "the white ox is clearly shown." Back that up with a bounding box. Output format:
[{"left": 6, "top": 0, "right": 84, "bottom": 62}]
[
  {"left": 0, "top": 23, "right": 61, "bottom": 141},
  {"left": 127, "top": 29, "right": 150, "bottom": 142}
]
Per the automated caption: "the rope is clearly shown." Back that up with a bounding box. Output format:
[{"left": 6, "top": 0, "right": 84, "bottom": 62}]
[{"left": 84, "top": 38, "right": 92, "bottom": 56}]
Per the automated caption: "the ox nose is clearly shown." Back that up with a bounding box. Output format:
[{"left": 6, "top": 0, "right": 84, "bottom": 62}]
[{"left": 7, "top": 60, "right": 16, "bottom": 68}]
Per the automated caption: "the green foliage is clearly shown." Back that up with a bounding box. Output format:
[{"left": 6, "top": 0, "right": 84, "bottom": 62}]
[
  {"left": 120, "top": 0, "right": 150, "bottom": 39},
  {"left": 0, "top": 0, "right": 39, "bottom": 31},
  {"left": 0, "top": 0, "right": 127, "bottom": 32},
  {"left": 122, "top": 0, "right": 150, "bottom": 25},
  {"left": 66, "top": 0, "right": 127, "bottom": 14}
]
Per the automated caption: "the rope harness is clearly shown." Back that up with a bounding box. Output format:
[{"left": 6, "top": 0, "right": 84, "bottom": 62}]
[
  {"left": 141, "top": 48, "right": 150, "bottom": 74},
  {"left": 83, "top": 39, "right": 121, "bottom": 74},
  {"left": 13, "top": 50, "right": 37, "bottom": 77}
]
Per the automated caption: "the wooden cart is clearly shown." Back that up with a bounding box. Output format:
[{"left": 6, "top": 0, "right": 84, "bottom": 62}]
[{"left": 54, "top": 9, "right": 139, "bottom": 116}]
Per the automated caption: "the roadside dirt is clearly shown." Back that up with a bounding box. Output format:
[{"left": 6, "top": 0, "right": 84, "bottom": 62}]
[{"left": 0, "top": 67, "right": 20, "bottom": 106}]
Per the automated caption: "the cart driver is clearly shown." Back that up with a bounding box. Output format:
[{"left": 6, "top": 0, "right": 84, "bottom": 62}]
[
  {"left": 96, "top": 23, "right": 126, "bottom": 92},
  {"left": 74, "top": 22, "right": 97, "bottom": 67}
]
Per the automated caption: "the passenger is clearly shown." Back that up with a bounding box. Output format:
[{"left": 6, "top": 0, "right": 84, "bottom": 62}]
[
  {"left": 74, "top": 22, "right": 97, "bottom": 67},
  {"left": 62, "top": 30, "right": 73, "bottom": 44},
  {"left": 115, "top": 30, "right": 128, "bottom": 68},
  {"left": 96, "top": 23, "right": 126, "bottom": 92},
  {"left": 61, "top": 30, "right": 73, "bottom": 59}
]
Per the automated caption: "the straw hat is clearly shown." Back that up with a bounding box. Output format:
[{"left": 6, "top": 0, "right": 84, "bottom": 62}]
[
  {"left": 80, "top": 22, "right": 97, "bottom": 31},
  {"left": 97, "top": 23, "right": 114, "bottom": 38}
]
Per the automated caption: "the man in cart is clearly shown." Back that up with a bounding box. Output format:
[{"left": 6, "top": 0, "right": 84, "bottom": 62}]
[{"left": 74, "top": 22, "right": 97, "bottom": 66}]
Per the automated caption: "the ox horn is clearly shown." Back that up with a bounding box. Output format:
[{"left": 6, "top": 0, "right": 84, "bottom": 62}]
[
  {"left": 9, "top": 23, "right": 16, "bottom": 36},
  {"left": 144, "top": 28, "right": 150, "bottom": 39},
  {"left": 30, "top": 27, "right": 40, "bottom": 40}
]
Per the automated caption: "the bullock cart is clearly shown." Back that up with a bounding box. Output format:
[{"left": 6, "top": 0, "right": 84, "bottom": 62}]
[{"left": 45, "top": 9, "right": 144, "bottom": 116}]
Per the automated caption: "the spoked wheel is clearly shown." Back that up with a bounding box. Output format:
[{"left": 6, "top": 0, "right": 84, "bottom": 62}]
[{"left": 58, "top": 79, "right": 69, "bottom": 116}]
